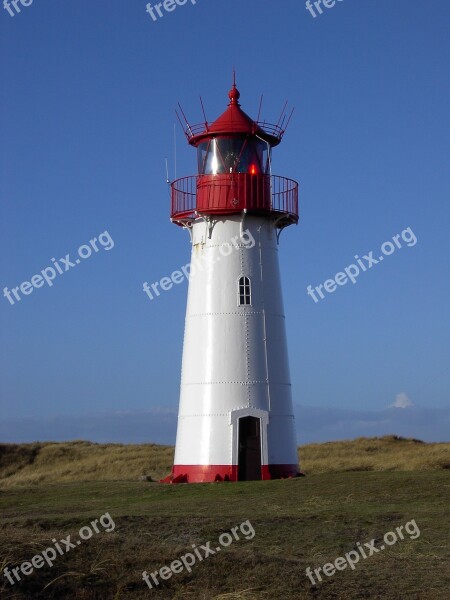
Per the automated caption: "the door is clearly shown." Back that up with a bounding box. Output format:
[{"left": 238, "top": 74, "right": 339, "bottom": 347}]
[{"left": 238, "top": 417, "right": 262, "bottom": 481}]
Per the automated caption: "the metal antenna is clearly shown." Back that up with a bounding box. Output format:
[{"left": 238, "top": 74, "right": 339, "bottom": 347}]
[
  {"left": 165, "top": 158, "right": 171, "bottom": 201},
  {"left": 199, "top": 96, "right": 208, "bottom": 127},
  {"left": 177, "top": 102, "right": 193, "bottom": 138},
  {"left": 165, "top": 158, "right": 170, "bottom": 184},
  {"left": 256, "top": 94, "right": 264, "bottom": 123},
  {"left": 276, "top": 100, "right": 288, "bottom": 128},
  {"left": 175, "top": 109, "right": 186, "bottom": 139},
  {"left": 284, "top": 107, "right": 295, "bottom": 132},
  {"left": 174, "top": 123, "right": 177, "bottom": 181}
]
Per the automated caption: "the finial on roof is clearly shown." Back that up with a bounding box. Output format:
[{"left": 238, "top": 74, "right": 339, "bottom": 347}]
[{"left": 228, "top": 70, "right": 241, "bottom": 106}]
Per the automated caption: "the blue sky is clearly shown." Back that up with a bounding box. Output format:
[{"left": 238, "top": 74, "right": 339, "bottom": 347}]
[{"left": 1, "top": 0, "right": 449, "bottom": 443}]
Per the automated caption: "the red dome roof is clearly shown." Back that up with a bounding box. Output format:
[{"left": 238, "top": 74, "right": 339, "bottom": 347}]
[
  {"left": 188, "top": 85, "right": 283, "bottom": 147},
  {"left": 207, "top": 84, "right": 256, "bottom": 135}
]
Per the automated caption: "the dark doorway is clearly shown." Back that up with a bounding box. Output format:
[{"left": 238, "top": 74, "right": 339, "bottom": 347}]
[{"left": 238, "top": 417, "right": 262, "bottom": 481}]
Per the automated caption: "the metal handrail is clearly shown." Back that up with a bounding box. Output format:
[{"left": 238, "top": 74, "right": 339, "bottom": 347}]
[
  {"left": 171, "top": 174, "right": 299, "bottom": 225},
  {"left": 181, "top": 121, "right": 287, "bottom": 143}
]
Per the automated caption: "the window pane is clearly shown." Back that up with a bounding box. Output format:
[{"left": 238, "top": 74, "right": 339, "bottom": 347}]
[
  {"left": 238, "top": 276, "right": 251, "bottom": 306},
  {"left": 197, "top": 141, "right": 210, "bottom": 174},
  {"left": 199, "top": 138, "right": 270, "bottom": 175},
  {"left": 219, "top": 139, "right": 246, "bottom": 173}
]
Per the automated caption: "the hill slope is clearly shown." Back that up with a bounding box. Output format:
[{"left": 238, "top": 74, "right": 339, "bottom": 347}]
[{"left": 0, "top": 436, "right": 449, "bottom": 488}]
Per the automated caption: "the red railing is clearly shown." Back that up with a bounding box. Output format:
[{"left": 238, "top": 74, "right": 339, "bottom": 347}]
[
  {"left": 271, "top": 175, "right": 299, "bottom": 220},
  {"left": 181, "top": 121, "right": 287, "bottom": 144},
  {"left": 171, "top": 175, "right": 197, "bottom": 221},
  {"left": 171, "top": 174, "right": 299, "bottom": 226}
]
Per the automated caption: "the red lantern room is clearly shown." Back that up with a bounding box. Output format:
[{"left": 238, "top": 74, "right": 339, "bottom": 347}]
[{"left": 171, "top": 83, "right": 299, "bottom": 229}]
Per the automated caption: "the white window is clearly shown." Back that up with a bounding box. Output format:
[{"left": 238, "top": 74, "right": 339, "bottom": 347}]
[{"left": 238, "top": 276, "right": 251, "bottom": 306}]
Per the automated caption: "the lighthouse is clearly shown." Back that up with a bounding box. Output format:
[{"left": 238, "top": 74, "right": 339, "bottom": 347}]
[{"left": 167, "top": 81, "right": 299, "bottom": 483}]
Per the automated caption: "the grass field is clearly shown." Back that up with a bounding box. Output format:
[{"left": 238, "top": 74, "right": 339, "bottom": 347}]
[{"left": 0, "top": 437, "right": 449, "bottom": 599}]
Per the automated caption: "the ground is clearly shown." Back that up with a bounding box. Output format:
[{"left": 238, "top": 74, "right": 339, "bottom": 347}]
[{"left": 0, "top": 438, "right": 449, "bottom": 599}]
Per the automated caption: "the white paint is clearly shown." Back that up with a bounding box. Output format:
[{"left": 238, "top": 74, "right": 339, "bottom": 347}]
[{"left": 173, "top": 214, "right": 298, "bottom": 468}]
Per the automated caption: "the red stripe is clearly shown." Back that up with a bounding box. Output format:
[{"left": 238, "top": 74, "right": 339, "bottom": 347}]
[{"left": 162, "top": 464, "right": 299, "bottom": 483}]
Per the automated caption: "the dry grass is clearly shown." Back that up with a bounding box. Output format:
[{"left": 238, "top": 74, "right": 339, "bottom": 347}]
[
  {"left": 0, "top": 436, "right": 449, "bottom": 489},
  {"left": 300, "top": 435, "right": 450, "bottom": 474},
  {"left": 0, "top": 441, "right": 173, "bottom": 488}
]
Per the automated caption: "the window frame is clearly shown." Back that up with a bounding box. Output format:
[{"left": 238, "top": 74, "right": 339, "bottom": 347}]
[{"left": 238, "top": 276, "right": 251, "bottom": 306}]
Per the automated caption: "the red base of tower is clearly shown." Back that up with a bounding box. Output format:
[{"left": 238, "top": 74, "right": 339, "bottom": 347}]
[{"left": 160, "top": 464, "right": 301, "bottom": 484}]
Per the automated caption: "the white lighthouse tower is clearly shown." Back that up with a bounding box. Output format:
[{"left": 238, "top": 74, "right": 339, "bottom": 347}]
[{"left": 166, "top": 82, "right": 299, "bottom": 483}]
